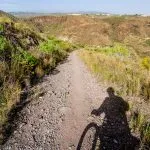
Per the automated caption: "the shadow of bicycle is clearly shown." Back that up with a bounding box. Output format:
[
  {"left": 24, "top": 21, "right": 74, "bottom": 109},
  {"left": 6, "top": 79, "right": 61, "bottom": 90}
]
[
  {"left": 77, "top": 122, "right": 140, "bottom": 150},
  {"left": 77, "top": 87, "right": 140, "bottom": 150},
  {"left": 77, "top": 122, "right": 100, "bottom": 150}
]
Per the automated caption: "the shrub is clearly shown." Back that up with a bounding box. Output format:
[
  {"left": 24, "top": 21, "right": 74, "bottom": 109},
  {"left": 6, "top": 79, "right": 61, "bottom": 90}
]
[
  {"left": 14, "top": 22, "right": 31, "bottom": 31},
  {"left": 35, "top": 65, "right": 44, "bottom": 78},
  {"left": 0, "top": 24, "right": 4, "bottom": 32},
  {"left": 0, "top": 81, "right": 21, "bottom": 124},
  {"left": 39, "top": 40, "right": 56, "bottom": 54},
  {"left": 96, "top": 43, "right": 129, "bottom": 57},
  {"left": 102, "top": 16, "right": 126, "bottom": 25},
  {"left": 0, "top": 17, "right": 12, "bottom": 23},
  {"left": 19, "top": 50, "right": 38, "bottom": 67},
  {"left": 141, "top": 57, "right": 150, "bottom": 70},
  {"left": 0, "top": 36, "right": 11, "bottom": 53},
  {"left": 39, "top": 39, "right": 70, "bottom": 65},
  {"left": 145, "top": 39, "right": 150, "bottom": 46},
  {"left": 140, "top": 122, "right": 150, "bottom": 145},
  {"left": 130, "top": 111, "right": 150, "bottom": 147}
]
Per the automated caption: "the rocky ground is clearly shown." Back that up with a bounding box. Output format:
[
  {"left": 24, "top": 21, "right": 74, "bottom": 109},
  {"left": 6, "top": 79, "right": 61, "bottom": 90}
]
[{"left": 2, "top": 51, "right": 138, "bottom": 150}]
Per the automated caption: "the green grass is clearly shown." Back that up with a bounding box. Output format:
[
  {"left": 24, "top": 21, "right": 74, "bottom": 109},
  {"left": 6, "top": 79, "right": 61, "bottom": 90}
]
[
  {"left": 0, "top": 24, "right": 4, "bottom": 32},
  {"left": 0, "top": 36, "right": 11, "bottom": 53},
  {"left": 89, "top": 43, "right": 130, "bottom": 57},
  {"left": 39, "top": 38, "right": 72, "bottom": 67}
]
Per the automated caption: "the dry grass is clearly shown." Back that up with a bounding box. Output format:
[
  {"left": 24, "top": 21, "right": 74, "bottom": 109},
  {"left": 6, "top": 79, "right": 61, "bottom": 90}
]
[
  {"left": 78, "top": 45, "right": 150, "bottom": 146},
  {"left": 0, "top": 81, "right": 21, "bottom": 124},
  {"left": 78, "top": 48, "right": 149, "bottom": 98},
  {"left": 30, "top": 15, "right": 150, "bottom": 47}
]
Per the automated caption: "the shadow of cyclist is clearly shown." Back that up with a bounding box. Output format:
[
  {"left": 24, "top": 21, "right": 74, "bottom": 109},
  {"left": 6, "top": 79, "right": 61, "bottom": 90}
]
[{"left": 77, "top": 87, "right": 139, "bottom": 150}]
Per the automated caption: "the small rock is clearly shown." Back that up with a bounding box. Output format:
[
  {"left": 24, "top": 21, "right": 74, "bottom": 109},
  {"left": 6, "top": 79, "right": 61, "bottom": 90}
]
[{"left": 113, "top": 139, "right": 118, "bottom": 144}]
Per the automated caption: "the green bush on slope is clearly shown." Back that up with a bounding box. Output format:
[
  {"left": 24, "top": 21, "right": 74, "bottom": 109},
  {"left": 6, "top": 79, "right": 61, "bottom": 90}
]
[
  {"left": 0, "top": 36, "right": 11, "bottom": 53},
  {"left": 39, "top": 38, "right": 72, "bottom": 68}
]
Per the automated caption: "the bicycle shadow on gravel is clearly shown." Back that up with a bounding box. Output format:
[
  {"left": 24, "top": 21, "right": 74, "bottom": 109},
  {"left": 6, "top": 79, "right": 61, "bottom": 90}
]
[{"left": 77, "top": 87, "right": 139, "bottom": 150}]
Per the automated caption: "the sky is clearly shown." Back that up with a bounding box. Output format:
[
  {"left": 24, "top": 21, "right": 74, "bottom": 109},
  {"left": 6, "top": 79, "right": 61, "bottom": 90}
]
[{"left": 0, "top": 0, "right": 150, "bottom": 15}]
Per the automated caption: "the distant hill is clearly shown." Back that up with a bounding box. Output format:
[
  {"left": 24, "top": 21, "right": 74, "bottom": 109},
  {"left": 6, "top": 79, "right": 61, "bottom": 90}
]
[
  {"left": 2, "top": 11, "right": 150, "bottom": 56},
  {"left": 0, "top": 10, "right": 18, "bottom": 21},
  {"left": 29, "top": 15, "right": 150, "bottom": 55},
  {"left": 8, "top": 11, "right": 114, "bottom": 18},
  {"left": 9, "top": 12, "right": 52, "bottom": 18}
]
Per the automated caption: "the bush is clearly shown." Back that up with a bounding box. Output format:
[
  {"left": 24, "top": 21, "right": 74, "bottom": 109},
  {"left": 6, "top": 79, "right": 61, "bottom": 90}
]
[
  {"left": 140, "top": 122, "right": 150, "bottom": 145},
  {"left": 0, "top": 24, "right": 4, "bottom": 32},
  {"left": 19, "top": 50, "right": 38, "bottom": 67},
  {"left": 0, "top": 81, "right": 21, "bottom": 125},
  {"left": 96, "top": 43, "right": 129, "bottom": 57},
  {"left": 0, "top": 36, "right": 11, "bottom": 53},
  {"left": 39, "top": 39, "right": 71, "bottom": 66},
  {"left": 141, "top": 57, "right": 150, "bottom": 70},
  {"left": 130, "top": 111, "right": 150, "bottom": 147},
  {"left": 0, "top": 17, "right": 12, "bottom": 23},
  {"left": 39, "top": 40, "right": 56, "bottom": 54},
  {"left": 145, "top": 39, "right": 150, "bottom": 46}
]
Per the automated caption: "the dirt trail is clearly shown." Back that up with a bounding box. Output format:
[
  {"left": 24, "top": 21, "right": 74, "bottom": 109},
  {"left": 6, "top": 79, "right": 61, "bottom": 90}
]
[
  {"left": 57, "top": 51, "right": 106, "bottom": 150},
  {"left": 2, "top": 51, "right": 107, "bottom": 150}
]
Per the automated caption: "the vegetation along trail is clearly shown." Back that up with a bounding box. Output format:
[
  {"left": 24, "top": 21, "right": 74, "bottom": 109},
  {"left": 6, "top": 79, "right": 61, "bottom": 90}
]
[{"left": 2, "top": 51, "right": 139, "bottom": 150}]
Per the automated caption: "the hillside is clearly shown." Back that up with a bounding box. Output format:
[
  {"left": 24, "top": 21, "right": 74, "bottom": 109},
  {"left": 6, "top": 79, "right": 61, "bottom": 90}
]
[
  {"left": 0, "top": 11, "right": 74, "bottom": 144},
  {"left": 29, "top": 15, "right": 150, "bottom": 56},
  {"left": 0, "top": 10, "right": 18, "bottom": 21}
]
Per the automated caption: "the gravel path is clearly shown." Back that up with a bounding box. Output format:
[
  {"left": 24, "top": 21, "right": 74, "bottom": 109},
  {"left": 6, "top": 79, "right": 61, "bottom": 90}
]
[{"left": 2, "top": 51, "right": 110, "bottom": 150}]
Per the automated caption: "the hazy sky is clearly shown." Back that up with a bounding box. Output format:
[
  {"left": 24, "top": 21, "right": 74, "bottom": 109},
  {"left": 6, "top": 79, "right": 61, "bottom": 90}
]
[{"left": 0, "top": 0, "right": 149, "bottom": 14}]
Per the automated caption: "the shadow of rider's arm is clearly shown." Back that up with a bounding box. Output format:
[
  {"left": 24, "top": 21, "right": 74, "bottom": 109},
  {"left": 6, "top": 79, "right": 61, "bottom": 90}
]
[{"left": 91, "top": 99, "right": 106, "bottom": 116}]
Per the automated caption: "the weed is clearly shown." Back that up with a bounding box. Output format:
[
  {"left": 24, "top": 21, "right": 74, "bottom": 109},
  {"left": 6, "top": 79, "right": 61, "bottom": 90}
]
[
  {"left": 130, "top": 110, "right": 150, "bottom": 147},
  {"left": 145, "top": 39, "right": 150, "bottom": 46},
  {"left": 0, "top": 36, "right": 10, "bottom": 53},
  {"left": 95, "top": 43, "right": 129, "bottom": 57},
  {"left": 141, "top": 57, "right": 150, "bottom": 71},
  {"left": 0, "top": 24, "right": 4, "bottom": 32},
  {"left": 0, "top": 17, "right": 12, "bottom": 23}
]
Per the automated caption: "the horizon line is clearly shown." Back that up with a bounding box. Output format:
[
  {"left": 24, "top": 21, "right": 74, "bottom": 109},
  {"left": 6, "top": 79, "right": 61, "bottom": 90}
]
[{"left": 7, "top": 11, "right": 150, "bottom": 16}]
